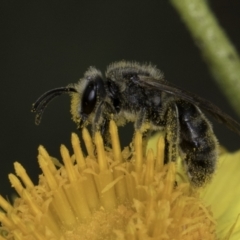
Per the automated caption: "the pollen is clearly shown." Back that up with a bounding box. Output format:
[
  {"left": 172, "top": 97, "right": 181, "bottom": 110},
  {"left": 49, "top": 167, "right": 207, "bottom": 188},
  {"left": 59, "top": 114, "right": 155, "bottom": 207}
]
[{"left": 0, "top": 120, "right": 216, "bottom": 239}]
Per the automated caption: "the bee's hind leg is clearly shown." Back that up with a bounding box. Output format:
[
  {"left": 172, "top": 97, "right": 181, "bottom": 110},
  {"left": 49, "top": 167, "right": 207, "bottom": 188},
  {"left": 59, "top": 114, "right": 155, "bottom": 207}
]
[
  {"left": 176, "top": 101, "right": 218, "bottom": 187},
  {"left": 164, "top": 103, "right": 180, "bottom": 164}
]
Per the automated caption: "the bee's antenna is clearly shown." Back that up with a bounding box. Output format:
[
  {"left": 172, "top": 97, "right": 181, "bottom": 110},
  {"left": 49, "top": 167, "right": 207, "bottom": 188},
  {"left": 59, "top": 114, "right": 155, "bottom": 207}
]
[{"left": 31, "top": 87, "right": 77, "bottom": 125}]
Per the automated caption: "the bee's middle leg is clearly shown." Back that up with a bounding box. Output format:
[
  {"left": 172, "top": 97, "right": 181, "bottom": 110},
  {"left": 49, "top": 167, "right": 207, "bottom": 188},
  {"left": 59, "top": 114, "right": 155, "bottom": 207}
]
[{"left": 133, "top": 108, "right": 153, "bottom": 155}]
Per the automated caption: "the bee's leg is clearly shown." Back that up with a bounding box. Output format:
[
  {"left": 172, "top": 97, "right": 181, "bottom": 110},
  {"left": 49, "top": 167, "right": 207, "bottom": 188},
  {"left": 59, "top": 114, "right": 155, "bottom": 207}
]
[
  {"left": 92, "top": 103, "right": 111, "bottom": 146},
  {"left": 100, "top": 118, "right": 111, "bottom": 145},
  {"left": 164, "top": 104, "right": 180, "bottom": 163},
  {"left": 176, "top": 101, "right": 218, "bottom": 186},
  {"left": 134, "top": 107, "right": 146, "bottom": 129},
  {"left": 134, "top": 108, "right": 153, "bottom": 155}
]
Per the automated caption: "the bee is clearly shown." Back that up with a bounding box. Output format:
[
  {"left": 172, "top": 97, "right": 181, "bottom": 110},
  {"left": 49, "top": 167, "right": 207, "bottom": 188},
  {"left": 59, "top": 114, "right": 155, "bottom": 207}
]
[{"left": 32, "top": 61, "right": 240, "bottom": 186}]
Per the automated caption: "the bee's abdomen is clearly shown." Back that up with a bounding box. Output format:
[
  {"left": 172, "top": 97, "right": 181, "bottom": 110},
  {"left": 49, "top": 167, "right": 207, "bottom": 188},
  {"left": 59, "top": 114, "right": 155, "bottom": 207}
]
[{"left": 177, "top": 101, "right": 218, "bottom": 186}]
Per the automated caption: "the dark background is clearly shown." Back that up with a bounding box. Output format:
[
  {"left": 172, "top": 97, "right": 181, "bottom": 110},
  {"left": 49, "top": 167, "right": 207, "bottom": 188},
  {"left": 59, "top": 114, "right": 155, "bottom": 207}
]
[{"left": 1, "top": 1, "right": 240, "bottom": 197}]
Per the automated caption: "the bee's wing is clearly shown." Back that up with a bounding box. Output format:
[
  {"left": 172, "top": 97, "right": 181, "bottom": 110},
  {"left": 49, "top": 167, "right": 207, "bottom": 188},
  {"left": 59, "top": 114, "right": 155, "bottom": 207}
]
[{"left": 139, "top": 76, "right": 240, "bottom": 135}]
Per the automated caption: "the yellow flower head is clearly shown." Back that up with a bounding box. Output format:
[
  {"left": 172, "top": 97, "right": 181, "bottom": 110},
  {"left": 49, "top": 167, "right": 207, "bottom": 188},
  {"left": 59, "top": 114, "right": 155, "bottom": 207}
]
[{"left": 0, "top": 120, "right": 239, "bottom": 239}]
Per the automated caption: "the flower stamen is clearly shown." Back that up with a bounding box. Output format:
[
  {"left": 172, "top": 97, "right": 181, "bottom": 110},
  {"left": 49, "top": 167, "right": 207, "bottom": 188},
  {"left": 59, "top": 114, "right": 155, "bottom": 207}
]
[{"left": 0, "top": 120, "right": 217, "bottom": 239}]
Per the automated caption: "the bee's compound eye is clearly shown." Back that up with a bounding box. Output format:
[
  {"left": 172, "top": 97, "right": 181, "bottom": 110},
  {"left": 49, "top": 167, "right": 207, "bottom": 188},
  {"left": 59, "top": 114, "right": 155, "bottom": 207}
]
[{"left": 82, "top": 82, "right": 97, "bottom": 114}]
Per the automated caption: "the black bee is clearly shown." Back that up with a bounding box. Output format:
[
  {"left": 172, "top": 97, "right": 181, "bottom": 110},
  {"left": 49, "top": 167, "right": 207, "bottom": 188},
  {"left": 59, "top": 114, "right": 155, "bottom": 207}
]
[{"left": 32, "top": 61, "right": 240, "bottom": 186}]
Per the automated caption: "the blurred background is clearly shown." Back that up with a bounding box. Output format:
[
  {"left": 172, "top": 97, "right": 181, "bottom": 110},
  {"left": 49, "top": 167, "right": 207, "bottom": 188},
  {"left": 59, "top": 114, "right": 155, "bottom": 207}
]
[{"left": 1, "top": 0, "right": 240, "bottom": 196}]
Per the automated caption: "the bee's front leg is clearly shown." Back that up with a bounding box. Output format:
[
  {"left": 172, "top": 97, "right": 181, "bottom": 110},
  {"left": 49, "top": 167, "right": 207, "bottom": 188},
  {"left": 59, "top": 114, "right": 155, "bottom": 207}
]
[{"left": 91, "top": 102, "right": 112, "bottom": 146}]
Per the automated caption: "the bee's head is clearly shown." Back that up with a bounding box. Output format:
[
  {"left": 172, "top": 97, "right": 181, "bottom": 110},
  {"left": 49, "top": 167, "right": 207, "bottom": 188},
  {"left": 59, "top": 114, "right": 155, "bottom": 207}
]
[
  {"left": 32, "top": 66, "right": 106, "bottom": 127},
  {"left": 70, "top": 67, "right": 106, "bottom": 127}
]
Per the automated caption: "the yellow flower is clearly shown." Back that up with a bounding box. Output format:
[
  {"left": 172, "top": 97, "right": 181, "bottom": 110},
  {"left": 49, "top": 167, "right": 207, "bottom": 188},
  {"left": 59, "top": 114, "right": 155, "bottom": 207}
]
[
  {"left": 0, "top": 120, "right": 238, "bottom": 239},
  {"left": 148, "top": 133, "right": 240, "bottom": 240},
  {"left": 200, "top": 150, "right": 240, "bottom": 239}
]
